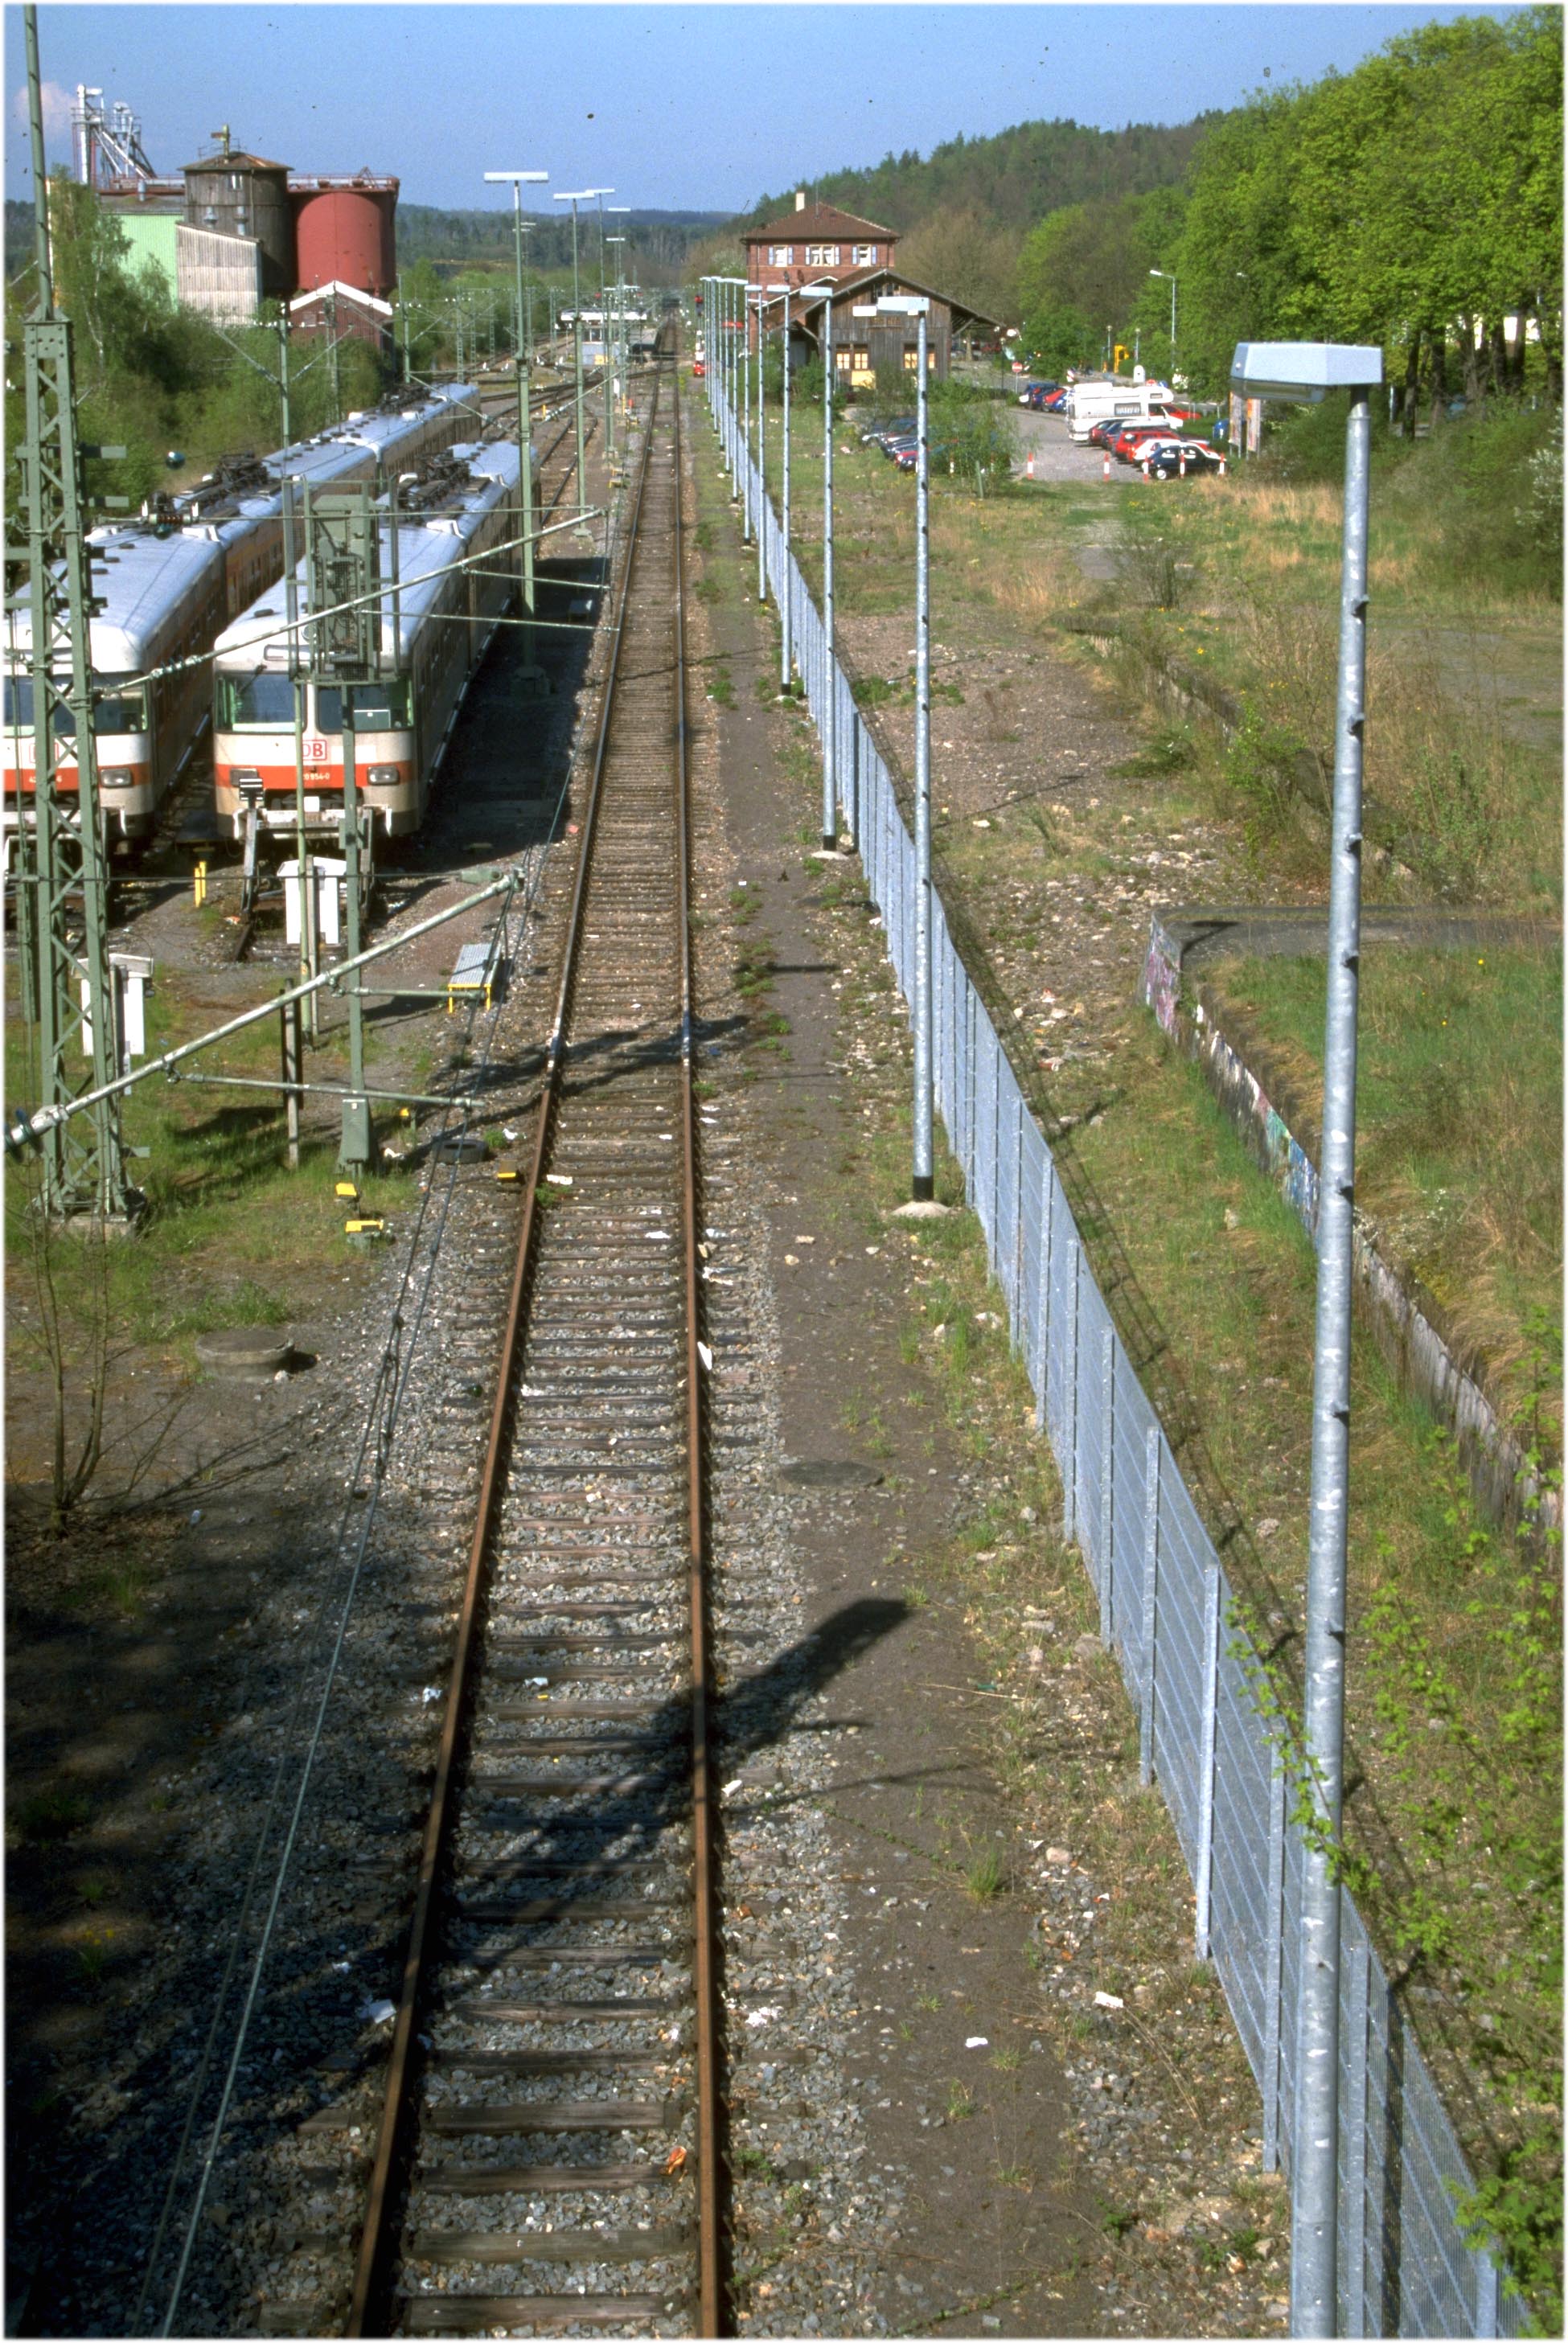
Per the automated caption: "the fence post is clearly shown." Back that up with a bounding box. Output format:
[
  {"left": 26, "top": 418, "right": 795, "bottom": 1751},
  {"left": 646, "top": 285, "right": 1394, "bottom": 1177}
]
[
  {"left": 280, "top": 995, "right": 302, "bottom": 1169},
  {"left": 1012, "top": 1098, "right": 1025, "bottom": 1343},
  {"left": 1263, "top": 1755, "right": 1288, "bottom": 2172},
  {"left": 1099, "top": 1325, "right": 1115, "bottom": 1643},
  {"left": 1063, "top": 1242, "right": 1081, "bottom": 1542},
  {"left": 1475, "top": 2253, "right": 1499, "bottom": 2340},
  {"left": 1343, "top": 1932, "right": 1370, "bottom": 2338},
  {"left": 1195, "top": 1561, "right": 1221, "bottom": 1959},
  {"left": 1034, "top": 1156, "right": 1053, "bottom": 1435},
  {"left": 1139, "top": 1423, "right": 1160, "bottom": 1783}
]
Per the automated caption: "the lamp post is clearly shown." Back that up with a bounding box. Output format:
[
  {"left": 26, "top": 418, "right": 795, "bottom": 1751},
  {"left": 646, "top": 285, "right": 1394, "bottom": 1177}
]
[
  {"left": 1149, "top": 268, "right": 1177, "bottom": 376},
  {"left": 866, "top": 295, "right": 934, "bottom": 1197},
  {"left": 605, "top": 231, "right": 627, "bottom": 456},
  {"left": 740, "top": 284, "right": 753, "bottom": 545},
  {"left": 820, "top": 281, "right": 839, "bottom": 849},
  {"left": 753, "top": 285, "right": 768, "bottom": 601},
  {"left": 484, "top": 170, "right": 549, "bottom": 687},
  {"left": 1231, "top": 339, "right": 1384, "bottom": 2343},
  {"left": 768, "top": 281, "right": 798, "bottom": 687},
  {"left": 555, "top": 189, "right": 608, "bottom": 512}
]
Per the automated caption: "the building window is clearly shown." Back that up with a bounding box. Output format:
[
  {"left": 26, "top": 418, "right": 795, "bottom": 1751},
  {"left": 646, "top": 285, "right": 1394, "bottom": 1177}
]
[
  {"left": 769, "top": 244, "right": 792, "bottom": 265},
  {"left": 834, "top": 346, "right": 852, "bottom": 372},
  {"left": 807, "top": 244, "right": 840, "bottom": 267},
  {"left": 852, "top": 244, "right": 876, "bottom": 265},
  {"left": 903, "top": 347, "right": 919, "bottom": 372},
  {"left": 852, "top": 345, "right": 869, "bottom": 371}
]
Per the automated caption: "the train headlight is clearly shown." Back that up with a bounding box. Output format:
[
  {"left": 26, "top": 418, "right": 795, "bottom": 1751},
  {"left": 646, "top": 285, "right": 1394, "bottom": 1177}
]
[
  {"left": 99, "top": 768, "right": 135, "bottom": 790},
  {"left": 367, "top": 765, "right": 401, "bottom": 789}
]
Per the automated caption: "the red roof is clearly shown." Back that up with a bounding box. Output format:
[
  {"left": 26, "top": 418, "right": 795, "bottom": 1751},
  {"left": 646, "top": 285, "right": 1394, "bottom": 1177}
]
[{"left": 745, "top": 201, "right": 897, "bottom": 245}]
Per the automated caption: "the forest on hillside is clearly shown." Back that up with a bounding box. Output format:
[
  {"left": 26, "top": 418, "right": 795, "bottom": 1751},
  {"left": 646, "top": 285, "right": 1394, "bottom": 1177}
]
[{"left": 721, "top": 10, "right": 1561, "bottom": 429}]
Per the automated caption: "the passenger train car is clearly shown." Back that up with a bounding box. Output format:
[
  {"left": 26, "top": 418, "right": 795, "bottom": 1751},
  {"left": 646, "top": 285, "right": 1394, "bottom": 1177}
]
[
  {"left": 211, "top": 441, "right": 525, "bottom": 844},
  {"left": 2, "top": 387, "right": 482, "bottom": 853}
]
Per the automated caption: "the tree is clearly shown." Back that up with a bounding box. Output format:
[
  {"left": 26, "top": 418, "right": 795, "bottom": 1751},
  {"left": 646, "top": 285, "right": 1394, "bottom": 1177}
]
[{"left": 897, "top": 207, "right": 1020, "bottom": 325}]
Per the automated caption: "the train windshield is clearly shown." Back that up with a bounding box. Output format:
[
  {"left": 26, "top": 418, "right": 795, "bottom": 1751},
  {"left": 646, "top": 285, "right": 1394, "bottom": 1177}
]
[
  {"left": 3, "top": 675, "right": 149, "bottom": 734},
  {"left": 93, "top": 675, "right": 150, "bottom": 733},
  {"left": 314, "top": 679, "right": 413, "bottom": 732},
  {"left": 219, "top": 671, "right": 298, "bottom": 728}
]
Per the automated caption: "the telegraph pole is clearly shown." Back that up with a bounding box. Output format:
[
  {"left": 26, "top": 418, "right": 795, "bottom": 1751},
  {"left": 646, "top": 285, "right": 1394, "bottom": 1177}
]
[{"left": 14, "top": 2, "right": 130, "bottom": 1221}]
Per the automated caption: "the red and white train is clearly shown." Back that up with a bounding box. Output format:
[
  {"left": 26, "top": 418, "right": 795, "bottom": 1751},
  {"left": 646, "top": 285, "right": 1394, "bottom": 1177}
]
[
  {"left": 211, "top": 440, "right": 526, "bottom": 843},
  {"left": 2, "top": 386, "right": 482, "bottom": 856}
]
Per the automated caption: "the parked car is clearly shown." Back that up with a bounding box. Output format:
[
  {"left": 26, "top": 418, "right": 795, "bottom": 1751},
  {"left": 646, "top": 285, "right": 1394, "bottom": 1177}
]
[
  {"left": 861, "top": 413, "right": 915, "bottom": 445},
  {"left": 1041, "top": 388, "right": 1069, "bottom": 411},
  {"left": 1110, "top": 419, "right": 1183, "bottom": 462},
  {"left": 1138, "top": 437, "right": 1228, "bottom": 478}
]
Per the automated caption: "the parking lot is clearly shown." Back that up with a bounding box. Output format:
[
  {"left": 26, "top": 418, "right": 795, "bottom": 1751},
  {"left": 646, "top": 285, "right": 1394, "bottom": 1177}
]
[{"left": 1008, "top": 401, "right": 1133, "bottom": 484}]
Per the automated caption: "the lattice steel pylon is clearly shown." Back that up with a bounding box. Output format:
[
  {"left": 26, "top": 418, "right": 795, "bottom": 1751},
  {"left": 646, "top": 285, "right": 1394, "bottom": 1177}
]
[{"left": 13, "top": 3, "right": 130, "bottom": 1221}]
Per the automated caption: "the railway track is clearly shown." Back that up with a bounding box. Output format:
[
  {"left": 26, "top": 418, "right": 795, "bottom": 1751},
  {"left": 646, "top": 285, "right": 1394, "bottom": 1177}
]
[{"left": 348, "top": 351, "right": 725, "bottom": 2337}]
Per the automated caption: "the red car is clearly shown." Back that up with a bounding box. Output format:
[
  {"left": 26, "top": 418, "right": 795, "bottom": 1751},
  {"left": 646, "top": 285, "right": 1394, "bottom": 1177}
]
[{"left": 1110, "top": 419, "right": 1183, "bottom": 462}]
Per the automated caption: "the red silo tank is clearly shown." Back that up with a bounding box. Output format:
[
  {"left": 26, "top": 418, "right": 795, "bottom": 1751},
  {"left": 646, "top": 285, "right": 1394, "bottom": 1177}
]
[{"left": 291, "top": 179, "right": 397, "bottom": 297}]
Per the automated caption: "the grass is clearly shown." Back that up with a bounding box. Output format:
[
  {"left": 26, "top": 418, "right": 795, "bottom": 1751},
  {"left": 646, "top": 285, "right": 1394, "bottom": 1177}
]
[
  {"left": 1197, "top": 944, "right": 1563, "bottom": 1445},
  {"left": 963, "top": 1843, "right": 1008, "bottom": 1902},
  {"left": 6, "top": 965, "right": 430, "bottom": 1391}
]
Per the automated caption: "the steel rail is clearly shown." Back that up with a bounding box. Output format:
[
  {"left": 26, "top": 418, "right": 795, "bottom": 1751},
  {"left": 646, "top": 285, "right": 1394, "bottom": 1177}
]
[
  {"left": 347, "top": 359, "right": 672, "bottom": 2339},
  {"left": 671, "top": 360, "right": 725, "bottom": 2337}
]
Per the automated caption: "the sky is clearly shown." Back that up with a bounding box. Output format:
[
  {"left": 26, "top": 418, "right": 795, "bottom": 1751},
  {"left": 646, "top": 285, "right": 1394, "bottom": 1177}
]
[{"left": 6, "top": 2, "right": 1537, "bottom": 215}]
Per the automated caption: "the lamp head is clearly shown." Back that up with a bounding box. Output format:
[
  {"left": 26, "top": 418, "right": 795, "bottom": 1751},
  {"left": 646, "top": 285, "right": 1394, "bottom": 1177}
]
[
  {"left": 484, "top": 171, "right": 548, "bottom": 184},
  {"left": 1230, "top": 340, "right": 1384, "bottom": 401}
]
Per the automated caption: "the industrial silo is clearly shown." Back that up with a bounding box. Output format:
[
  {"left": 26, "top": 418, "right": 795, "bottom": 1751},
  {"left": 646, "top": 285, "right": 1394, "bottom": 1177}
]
[
  {"left": 291, "top": 174, "right": 398, "bottom": 297},
  {"left": 183, "top": 148, "right": 293, "bottom": 297}
]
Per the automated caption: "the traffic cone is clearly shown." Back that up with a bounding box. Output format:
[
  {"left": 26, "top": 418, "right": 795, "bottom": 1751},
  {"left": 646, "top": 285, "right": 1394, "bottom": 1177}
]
[
  {"left": 1219, "top": 458, "right": 1227, "bottom": 476},
  {"left": 1179, "top": 456, "right": 1187, "bottom": 478},
  {"left": 1025, "top": 449, "right": 1035, "bottom": 478},
  {"left": 1141, "top": 458, "right": 1150, "bottom": 476},
  {"left": 1102, "top": 453, "right": 1110, "bottom": 479}
]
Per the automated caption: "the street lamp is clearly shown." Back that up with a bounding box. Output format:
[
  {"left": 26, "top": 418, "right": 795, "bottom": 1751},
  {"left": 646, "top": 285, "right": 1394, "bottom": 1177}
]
[
  {"left": 820, "top": 279, "right": 839, "bottom": 848},
  {"left": 1149, "top": 268, "right": 1177, "bottom": 375},
  {"left": 863, "top": 294, "right": 934, "bottom": 1198},
  {"left": 750, "top": 285, "right": 768, "bottom": 600},
  {"left": 554, "top": 189, "right": 608, "bottom": 512},
  {"left": 605, "top": 229, "right": 627, "bottom": 458},
  {"left": 767, "top": 281, "right": 799, "bottom": 687},
  {"left": 1232, "top": 338, "right": 1384, "bottom": 2343},
  {"left": 483, "top": 170, "right": 549, "bottom": 688}
]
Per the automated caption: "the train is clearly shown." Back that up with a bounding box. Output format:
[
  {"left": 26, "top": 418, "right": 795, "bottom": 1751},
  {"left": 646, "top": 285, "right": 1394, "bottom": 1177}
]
[
  {"left": 211, "top": 439, "right": 527, "bottom": 844},
  {"left": 2, "top": 386, "right": 483, "bottom": 858}
]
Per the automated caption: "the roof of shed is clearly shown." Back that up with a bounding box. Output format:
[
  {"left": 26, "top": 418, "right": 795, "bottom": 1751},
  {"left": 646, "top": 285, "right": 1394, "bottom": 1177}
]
[{"left": 764, "top": 264, "right": 1004, "bottom": 334}]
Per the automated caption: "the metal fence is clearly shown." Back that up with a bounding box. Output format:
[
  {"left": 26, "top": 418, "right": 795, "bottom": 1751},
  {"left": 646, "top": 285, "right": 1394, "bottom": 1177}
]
[{"left": 705, "top": 370, "right": 1516, "bottom": 2339}]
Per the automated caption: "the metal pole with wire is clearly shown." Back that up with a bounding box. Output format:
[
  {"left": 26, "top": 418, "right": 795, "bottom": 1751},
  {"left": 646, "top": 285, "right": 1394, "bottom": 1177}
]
[
  {"left": 484, "top": 170, "right": 549, "bottom": 687},
  {"left": 821, "top": 285, "right": 837, "bottom": 848}
]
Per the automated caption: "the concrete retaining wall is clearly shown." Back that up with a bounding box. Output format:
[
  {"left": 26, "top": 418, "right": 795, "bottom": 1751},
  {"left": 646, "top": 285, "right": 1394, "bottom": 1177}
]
[{"left": 1142, "top": 911, "right": 1558, "bottom": 1536}]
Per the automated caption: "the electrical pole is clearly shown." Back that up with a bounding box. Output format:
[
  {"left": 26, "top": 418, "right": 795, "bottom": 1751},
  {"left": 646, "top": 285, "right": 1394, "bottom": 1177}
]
[
  {"left": 485, "top": 170, "right": 549, "bottom": 694},
  {"left": 14, "top": 3, "right": 130, "bottom": 1221},
  {"left": 302, "top": 483, "right": 380, "bottom": 1171}
]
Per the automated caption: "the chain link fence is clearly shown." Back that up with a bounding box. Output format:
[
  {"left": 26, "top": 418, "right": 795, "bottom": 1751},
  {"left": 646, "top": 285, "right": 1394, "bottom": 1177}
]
[{"left": 704, "top": 368, "right": 1517, "bottom": 2338}]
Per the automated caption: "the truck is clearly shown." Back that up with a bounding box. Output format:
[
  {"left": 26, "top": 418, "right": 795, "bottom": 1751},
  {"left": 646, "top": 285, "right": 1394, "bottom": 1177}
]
[{"left": 1063, "top": 379, "right": 1176, "bottom": 442}]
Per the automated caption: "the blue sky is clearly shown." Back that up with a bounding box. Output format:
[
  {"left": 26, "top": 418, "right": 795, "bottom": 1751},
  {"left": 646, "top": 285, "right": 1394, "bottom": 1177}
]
[{"left": 6, "top": 4, "right": 1535, "bottom": 214}]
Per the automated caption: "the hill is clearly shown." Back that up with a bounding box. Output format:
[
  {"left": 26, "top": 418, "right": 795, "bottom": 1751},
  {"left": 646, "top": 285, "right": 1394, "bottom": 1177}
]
[{"left": 742, "top": 115, "right": 1209, "bottom": 236}]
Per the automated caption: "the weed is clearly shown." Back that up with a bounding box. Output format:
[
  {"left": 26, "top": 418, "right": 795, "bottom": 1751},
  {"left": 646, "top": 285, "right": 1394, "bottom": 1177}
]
[
  {"left": 946, "top": 2080, "right": 976, "bottom": 2121},
  {"left": 17, "top": 1787, "right": 92, "bottom": 1842},
  {"left": 1102, "top": 2206, "right": 1139, "bottom": 2240},
  {"left": 917, "top": 1991, "right": 941, "bottom": 2013},
  {"left": 995, "top": 2162, "right": 1032, "bottom": 2189},
  {"left": 964, "top": 1844, "right": 1008, "bottom": 1902},
  {"left": 990, "top": 2046, "right": 1021, "bottom": 2074},
  {"left": 708, "top": 666, "right": 735, "bottom": 706}
]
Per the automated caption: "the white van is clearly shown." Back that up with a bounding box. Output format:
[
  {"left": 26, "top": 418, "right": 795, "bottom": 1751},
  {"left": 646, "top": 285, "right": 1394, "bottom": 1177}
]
[{"left": 1065, "top": 380, "right": 1176, "bottom": 442}]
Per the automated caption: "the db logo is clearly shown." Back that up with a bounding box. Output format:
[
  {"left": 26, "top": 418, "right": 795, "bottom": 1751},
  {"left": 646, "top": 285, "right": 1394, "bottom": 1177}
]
[{"left": 303, "top": 737, "right": 329, "bottom": 763}]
